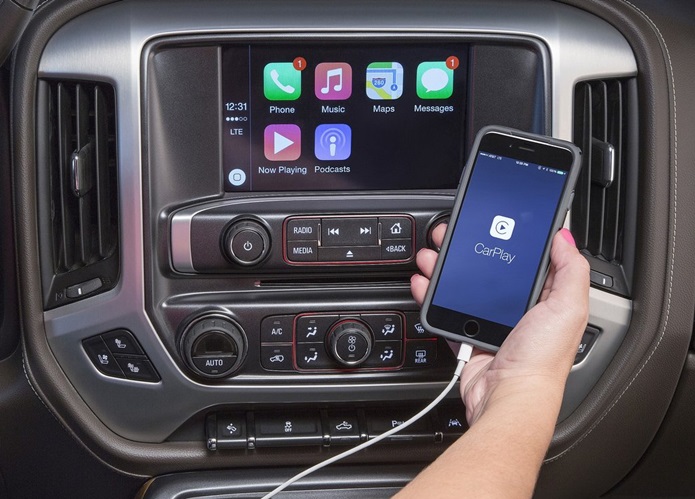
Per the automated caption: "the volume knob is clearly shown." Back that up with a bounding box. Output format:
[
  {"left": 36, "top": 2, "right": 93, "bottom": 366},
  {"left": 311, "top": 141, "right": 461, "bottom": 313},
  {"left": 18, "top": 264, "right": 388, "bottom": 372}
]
[{"left": 224, "top": 219, "right": 271, "bottom": 266}]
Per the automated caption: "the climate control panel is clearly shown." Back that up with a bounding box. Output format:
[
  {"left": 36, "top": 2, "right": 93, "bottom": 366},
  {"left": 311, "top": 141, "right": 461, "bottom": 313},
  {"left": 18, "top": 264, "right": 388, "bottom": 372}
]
[{"left": 260, "top": 311, "right": 440, "bottom": 373}]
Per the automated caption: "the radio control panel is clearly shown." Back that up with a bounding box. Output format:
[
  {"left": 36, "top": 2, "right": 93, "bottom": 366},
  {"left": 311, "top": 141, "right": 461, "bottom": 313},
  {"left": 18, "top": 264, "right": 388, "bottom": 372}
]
[{"left": 170, "top": 196, "right": 453, "bottom": 274}]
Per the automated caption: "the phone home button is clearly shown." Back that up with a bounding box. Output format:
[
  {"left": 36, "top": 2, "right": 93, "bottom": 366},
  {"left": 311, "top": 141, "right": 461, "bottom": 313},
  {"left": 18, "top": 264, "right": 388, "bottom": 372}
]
[{"left": 463, "top": 320, "right": 480, "bottom": 338}]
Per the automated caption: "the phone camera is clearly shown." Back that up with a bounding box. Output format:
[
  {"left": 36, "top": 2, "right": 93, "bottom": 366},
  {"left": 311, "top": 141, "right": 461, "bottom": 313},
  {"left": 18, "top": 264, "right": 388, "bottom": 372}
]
[{"left": 463, "top": 320, "right": 480, "bottom": 337}]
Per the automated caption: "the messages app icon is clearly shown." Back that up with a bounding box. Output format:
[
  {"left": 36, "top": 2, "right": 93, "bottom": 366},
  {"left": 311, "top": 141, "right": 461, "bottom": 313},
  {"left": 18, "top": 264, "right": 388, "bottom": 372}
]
[
  {"left": 416, "top": 61, "right": 453, "bottom": 99},
  {"left": 264, "top": 62, "right": 302, "bottom": 101}
]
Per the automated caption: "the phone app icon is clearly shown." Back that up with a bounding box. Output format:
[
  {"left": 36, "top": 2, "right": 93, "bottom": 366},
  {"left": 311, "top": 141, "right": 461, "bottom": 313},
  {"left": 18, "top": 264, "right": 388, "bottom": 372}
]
[
  {"left": 315, "top": 124, "right": 351, "bottom": 160},
  {"left": 264, "top": 124, "right": 301, "bottom": 161},
  {"left": 315, "top": 63, "right": 352, "bottom": 100},
  {"left": 490, "top": 215, "right": 515, "bottom": 240},
  {"left": 416, "top": 61, "right": 454, "bottom": 99},
  {"left": 264, "top": 62, "right": 301, "bottom": 101},
  {"left": 366, "top": 62, "right": 404, "bottom": 100}
]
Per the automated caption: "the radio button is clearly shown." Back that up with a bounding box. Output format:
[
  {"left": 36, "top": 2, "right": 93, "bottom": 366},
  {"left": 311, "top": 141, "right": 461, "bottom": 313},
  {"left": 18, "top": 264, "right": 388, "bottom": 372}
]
[
  {"left": 318, "top": 245, "right": 380, "bottom": 262},
  {"left": 322, "top": 217, "right": 378, "bottom": 246},
  {"left": 286, "top": 218, "right": 320, "bottom": 241},
  {"left": 287, "top": 241, "right": 318, "bottom": 262}
]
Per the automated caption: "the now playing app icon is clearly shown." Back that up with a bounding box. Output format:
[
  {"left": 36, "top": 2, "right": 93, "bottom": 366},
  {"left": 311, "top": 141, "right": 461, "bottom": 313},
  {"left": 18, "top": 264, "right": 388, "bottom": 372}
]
[
  {"left": 264, "top": 124, "right": 301, "bottom": 161},
  {"left": 490, "top": 215, "right": 515, "bottom": 240}
]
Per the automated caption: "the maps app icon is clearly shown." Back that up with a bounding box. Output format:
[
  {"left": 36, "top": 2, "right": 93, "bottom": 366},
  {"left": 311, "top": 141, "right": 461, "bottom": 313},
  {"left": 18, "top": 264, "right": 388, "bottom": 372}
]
[{"left": 366, "top": 62, "right": 404, "bottom": 100}]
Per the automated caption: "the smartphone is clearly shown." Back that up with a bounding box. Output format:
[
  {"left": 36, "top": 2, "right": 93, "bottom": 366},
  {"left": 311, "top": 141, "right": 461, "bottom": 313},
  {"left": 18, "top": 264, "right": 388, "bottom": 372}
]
[{"left": 420, "top": 126, "right": 582, "bottom": 350}]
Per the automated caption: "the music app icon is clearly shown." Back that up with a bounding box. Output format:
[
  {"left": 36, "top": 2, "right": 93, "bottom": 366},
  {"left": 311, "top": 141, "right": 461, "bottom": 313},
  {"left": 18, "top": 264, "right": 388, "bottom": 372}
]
[{"left": 314, "top": 62, "right": 352, "bottom": 100}]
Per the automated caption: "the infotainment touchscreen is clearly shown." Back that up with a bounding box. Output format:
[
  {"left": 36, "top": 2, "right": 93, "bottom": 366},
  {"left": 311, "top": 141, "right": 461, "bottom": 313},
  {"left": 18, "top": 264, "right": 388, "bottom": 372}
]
[{"left": 222, "top": 42, "right": 468, "bottom": 191}]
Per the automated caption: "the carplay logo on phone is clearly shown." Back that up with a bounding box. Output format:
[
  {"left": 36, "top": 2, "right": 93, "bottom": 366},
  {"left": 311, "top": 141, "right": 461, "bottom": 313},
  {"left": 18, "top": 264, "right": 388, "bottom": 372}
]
[{"left": 490, "top": 215, "right": 515, "bottom": 240}]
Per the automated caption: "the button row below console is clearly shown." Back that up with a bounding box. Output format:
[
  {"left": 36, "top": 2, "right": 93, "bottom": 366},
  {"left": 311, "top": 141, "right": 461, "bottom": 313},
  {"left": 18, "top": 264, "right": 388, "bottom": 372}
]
[{"left": 206, "top": 403, "right": 467, "bottom": 451}]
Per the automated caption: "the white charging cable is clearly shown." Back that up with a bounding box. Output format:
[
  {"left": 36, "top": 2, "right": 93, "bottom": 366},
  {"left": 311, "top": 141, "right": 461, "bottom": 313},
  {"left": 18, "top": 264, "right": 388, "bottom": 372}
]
[{"left": 261, "top": 343, "right": 474, "bottom": 499}]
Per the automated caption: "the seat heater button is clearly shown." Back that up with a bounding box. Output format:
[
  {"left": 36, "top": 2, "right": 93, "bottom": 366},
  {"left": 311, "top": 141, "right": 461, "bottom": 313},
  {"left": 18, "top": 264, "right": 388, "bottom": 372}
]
[
  {"left": 115, "top": 357, "right": 160, "bottom": 382},
  {"left": 101, "top": 329, "right": 144, "bottom": 355},
  {"left": 82, "top": 337, "right": 125, "bottom": 378}
]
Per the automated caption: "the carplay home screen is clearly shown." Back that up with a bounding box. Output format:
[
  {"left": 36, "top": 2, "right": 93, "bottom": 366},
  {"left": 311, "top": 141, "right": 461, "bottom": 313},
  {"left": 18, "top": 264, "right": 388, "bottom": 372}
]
[{"left": 431, "top": 150, "right": 568, "bottom": 328}]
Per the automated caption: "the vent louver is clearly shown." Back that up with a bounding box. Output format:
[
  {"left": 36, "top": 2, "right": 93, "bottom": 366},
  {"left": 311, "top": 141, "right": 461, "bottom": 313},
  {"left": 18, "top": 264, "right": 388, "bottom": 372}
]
[
  {"left": 37, "top": 80, "right": 119, "bottom": 309},
  {"left": 571, "top": 78, "right": 637, "bottom": 296}
]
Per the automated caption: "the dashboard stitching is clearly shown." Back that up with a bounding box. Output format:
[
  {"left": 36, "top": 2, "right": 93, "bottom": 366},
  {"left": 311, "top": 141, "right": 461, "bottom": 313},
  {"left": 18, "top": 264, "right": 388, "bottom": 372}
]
[
  {"left": 547, "top": 0, "right": 677, "bottom": 463},
  {"left": 20, "top": 349, "right": 147, "bottom": 479}
]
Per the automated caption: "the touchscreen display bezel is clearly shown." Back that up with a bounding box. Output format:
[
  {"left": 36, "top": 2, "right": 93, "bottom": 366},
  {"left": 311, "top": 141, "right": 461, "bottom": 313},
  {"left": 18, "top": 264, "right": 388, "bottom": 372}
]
[{"left": 221, "top": 40, "right": 470, "bottom": 192}]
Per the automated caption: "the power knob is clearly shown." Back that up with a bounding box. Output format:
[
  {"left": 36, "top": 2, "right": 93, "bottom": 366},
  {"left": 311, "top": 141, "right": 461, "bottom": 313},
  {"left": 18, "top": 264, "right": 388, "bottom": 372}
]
[
  {"left": 328, "top": 320, "right": 373, "bottom": 367},
  {"left": 224, "top": 219, "right": 271, "bottom": 266}
]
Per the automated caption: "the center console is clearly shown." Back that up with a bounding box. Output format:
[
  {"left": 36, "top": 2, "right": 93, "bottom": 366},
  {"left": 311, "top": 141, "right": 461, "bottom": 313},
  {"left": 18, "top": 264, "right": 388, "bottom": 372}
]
[{"left": 35, "top": 0, "right": 635, "bottom": 458}]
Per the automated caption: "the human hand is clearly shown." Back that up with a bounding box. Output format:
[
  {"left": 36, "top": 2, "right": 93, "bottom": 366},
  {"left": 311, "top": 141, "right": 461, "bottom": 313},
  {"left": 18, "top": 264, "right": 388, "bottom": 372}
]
[{"left": 411, "top": 224, "right": 590, "bottom": 425}]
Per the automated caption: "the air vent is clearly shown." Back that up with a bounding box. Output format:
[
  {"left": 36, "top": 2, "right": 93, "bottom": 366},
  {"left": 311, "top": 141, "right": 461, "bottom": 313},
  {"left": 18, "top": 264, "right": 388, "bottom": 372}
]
[
  {"left": 37, "top": 80, "right": 119, "bottom": 309},
  {"left": 571, "top": 78, "right": 638, "bottom": 296}
]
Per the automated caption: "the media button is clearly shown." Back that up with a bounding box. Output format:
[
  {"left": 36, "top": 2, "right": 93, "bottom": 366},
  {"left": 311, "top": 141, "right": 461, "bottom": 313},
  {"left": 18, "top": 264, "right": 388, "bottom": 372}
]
[{"left": 287, "top": 241, "right": 318, "bottom": 262}]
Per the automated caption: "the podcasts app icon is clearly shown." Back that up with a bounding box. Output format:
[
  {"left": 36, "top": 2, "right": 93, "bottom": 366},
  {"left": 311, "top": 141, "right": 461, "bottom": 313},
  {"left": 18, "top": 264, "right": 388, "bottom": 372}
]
[{"left": 314, "top": 124, "right": 352, "bottom": 160}]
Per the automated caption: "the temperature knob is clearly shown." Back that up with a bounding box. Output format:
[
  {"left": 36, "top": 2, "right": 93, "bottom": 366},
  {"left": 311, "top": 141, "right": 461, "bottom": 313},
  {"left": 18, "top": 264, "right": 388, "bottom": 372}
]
[{"left": 328, "top": 320, "right": 373, "bottom": 367}]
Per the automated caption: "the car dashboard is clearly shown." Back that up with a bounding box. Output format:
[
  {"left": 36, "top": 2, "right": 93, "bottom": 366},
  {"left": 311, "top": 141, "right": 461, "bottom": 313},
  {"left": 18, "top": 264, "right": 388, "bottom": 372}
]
[{"left": 3, "top": 0, "right": 695, "bottom": 498}]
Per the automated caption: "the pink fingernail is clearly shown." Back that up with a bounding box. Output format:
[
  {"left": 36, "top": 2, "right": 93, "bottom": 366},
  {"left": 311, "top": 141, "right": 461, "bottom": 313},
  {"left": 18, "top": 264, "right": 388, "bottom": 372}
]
[{"left": 560, "top": 228, "right": 575, "bottom": 246}]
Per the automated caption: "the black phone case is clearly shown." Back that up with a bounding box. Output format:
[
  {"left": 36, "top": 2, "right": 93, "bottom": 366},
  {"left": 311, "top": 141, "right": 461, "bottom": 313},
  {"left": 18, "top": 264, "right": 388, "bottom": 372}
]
[{"left": 420, "top": 125, "right": 582, "bottom": 351}]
